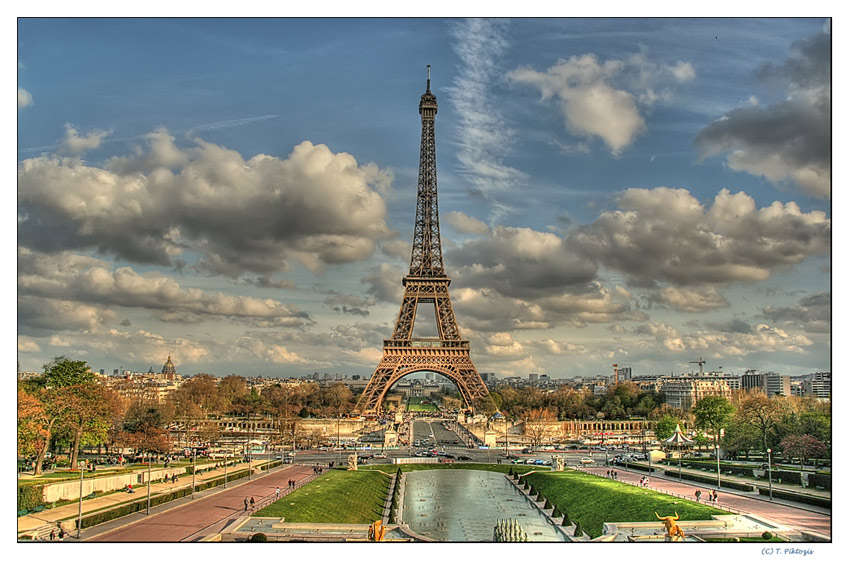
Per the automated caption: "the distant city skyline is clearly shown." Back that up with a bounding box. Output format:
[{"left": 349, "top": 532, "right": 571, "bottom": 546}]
[{"left": 16, "top": 18, "right": 831, "bottom": 379}]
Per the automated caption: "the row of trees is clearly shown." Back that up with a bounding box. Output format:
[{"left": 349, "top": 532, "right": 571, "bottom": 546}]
[
  {"left": 18, "top": 356, "right": 830, "bottom": 471},
  {"left": 663, "top": 392, "right": 831, "bottom": 464},
  {"left": 488, "top": 382, "right": 672, "bottom": 421},
  {"left": 18, "top": 357, "right": 359, "bottom": 473}
]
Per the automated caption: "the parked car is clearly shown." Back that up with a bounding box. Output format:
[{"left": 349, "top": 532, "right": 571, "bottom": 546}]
[
  {"left": 457, "top": 455, "right": 472, "bottom": 461},
  {"left": 579, "top": 457, "right": 595, "bottom": 465}
]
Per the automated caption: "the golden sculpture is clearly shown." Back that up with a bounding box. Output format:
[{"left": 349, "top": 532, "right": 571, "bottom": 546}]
[
  {"left": 655, "top": 512, "right": 685, "bottom": 541},
  {"left": 368, "top": 520, "right": 387, "bottom": 542}
]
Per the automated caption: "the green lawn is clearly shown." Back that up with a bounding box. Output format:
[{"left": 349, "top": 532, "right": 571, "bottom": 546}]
[
  {"left": 253, "top": 469, "right": 391, "bottom": 523},
  {"left": 361, "top": 463, "right": 535, "bottom": 475},
  {"left": 406, "top": 400, "right": 439, "bottom": 412},
  {"left": 524, "top": 470, "right": 728, "bottom": 538}
]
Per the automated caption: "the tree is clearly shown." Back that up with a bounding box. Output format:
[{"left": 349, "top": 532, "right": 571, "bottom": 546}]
[
  {"left": 42, "top": 355, "right": 96, "bottom": 387},
  {"left": 123, "top": 401, "right": 174, "bottom": 455},
  {"left": 57, "top": 383, "right": 113, "bottom": 467},
  {"left": 524, "top": 409, "right": 557, "bottom": 448},
  {"left": 735, "top": 391, "right": 786, "bottom": 453},
  {"left": 17, "top": 389, "right": 48, "bottom": 462},
  {"left": 654, "top": 414, "right": 680, "bottom": 441},
  {"left": 780, "top": 434, "right": 828, "bottom": 468},
  {"left": 692, "top": 396, "right": 734, "bottom": 444}
]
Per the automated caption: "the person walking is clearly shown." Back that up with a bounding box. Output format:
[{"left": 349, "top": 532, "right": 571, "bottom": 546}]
[
  {"left": 275, "top": 486, "right": 281, "bottom": 499},
  {"left": 695, "top": 489, "right": 702, "bottom": 502},
  {"left": 244, "top": 497, "right": 249, "bottom": 511},
  {"left": 712, "top": 489, "right": 718, "bottom": 503},
  {"left": 250, "top": 496, "right": 255, "bottom": 510}
]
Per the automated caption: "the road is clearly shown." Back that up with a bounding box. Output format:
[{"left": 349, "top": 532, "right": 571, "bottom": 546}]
[{"left": 88, "top": 464, "right": 315, "bottom": 542}]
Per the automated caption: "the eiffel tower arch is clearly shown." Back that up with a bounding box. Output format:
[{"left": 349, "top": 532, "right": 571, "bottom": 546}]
[{"left": 355, "top": 67, "right": 490, "bottom": 414}]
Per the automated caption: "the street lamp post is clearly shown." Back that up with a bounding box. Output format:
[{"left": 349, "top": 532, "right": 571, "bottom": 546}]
[
  {"left": 224, "top": 452, "right": 228, "bottom": 488},
  {"left": 767, "top": 448, "right": 774, "bottom": 500},
  {"left": 77, "top": 460, "right": 85, "bottom": 539},
  {"left": 716, "top": 444, "right": 721, "bottom": 489},
  {"left": 146, "top": 453, "right": 152, "bottom": 515},
  {"left": 504, "top": 415, "right": 508, "bottom": 458},
  {"left": 191, "top": 447, "right": 196, "bottom": 499},
  {"left": 676, "top": 451, "right": 682, "bottom": 480}
]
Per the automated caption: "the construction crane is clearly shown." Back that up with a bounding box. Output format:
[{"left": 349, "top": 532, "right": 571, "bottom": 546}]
[{"left": 689, "top": 357, "right": 706, "bottom": 376}]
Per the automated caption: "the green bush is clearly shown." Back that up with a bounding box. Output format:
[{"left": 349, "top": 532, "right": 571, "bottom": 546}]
[
  {"left": 249, "top": 533, "right": 268, "bottom": 542},
  {"left": 17, "top": 484, "right": 45, "bottom": 511},
  {"left": 562, "top": 512, "right": 571, "bottom": 526},
  {"left": 661, "top": 469, "right": 755, "bottom": 492},
  {"left": 808, "top": 473, "right": 831, "bottom": 490},
  {"left": 773, "top": 470, "right": 802, "bottom": 485},
  {"left": 757, "top": 487, "right": 830, "bottom": 509},
  {"left": 573, "top": 520, "right": 582, "bottom": 537}
]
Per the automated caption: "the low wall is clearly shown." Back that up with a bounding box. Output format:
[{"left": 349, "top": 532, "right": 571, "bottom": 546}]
[{"left": 42, "top": 467, "right": 184, "bottom": 502}]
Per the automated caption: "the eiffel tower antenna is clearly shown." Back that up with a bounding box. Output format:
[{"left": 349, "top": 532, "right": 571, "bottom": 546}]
[{"left": 355, "top": 68, "right": 490, "bottom": 414}]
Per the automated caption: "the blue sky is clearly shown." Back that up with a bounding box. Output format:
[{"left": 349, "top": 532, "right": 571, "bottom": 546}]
[{"left": 15, "top": 16, "right": 831, "bottom": 380}]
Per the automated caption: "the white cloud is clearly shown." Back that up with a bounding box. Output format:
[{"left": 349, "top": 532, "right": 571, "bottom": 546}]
[
  {"left": 695, "top": 29, "right": 830, "bottom": 198},
  {"left": 570, "top": 187, "right": 830, "bottom": 286},
  {"left": 18, "top": 87, "right": 33, "bottom": 109},
  {"left": 444, "top": 211, "right": 490, "bottom": 235},
  {"left": 18, "top": 132, "right": 394, "bottom": 277},
  {"left": 658, "top": 285, "right": 729, "bottom": 312},
  {"left": 449, "top": 18, "right": 526, "bottom": 218},
  {"left": 17, "top": 249, "right": 313, "bottom": 331},
  {"left": 58, "top": 123, "right": 110, "bottom": 155},
  {"left": 509, "top": 47, "right": 694, "bottom": 155}
]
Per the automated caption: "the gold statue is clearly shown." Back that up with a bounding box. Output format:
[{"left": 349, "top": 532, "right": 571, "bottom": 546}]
[
  {"left": 655, "top": 512, "right": 685, "bottom": 541},
  {"left": 368, "top": 520, "right": 387, "bottom": 542}
]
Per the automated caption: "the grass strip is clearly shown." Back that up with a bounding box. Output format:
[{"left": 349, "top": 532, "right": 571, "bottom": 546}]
[
  {"left": 253, "top": 469, "right": 391, "bottom": 524},
  {"left": 525, "top": 470, "right": 728, "bottom": 539}
]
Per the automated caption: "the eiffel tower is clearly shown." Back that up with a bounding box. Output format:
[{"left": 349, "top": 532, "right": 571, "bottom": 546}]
[{"left": 355, "top": 67, "right": 490, "bottom": 414}]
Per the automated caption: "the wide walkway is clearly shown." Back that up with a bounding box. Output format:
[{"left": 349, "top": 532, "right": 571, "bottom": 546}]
[
  {"left": 17, "top": 460, "right": 316, "bottom": 541},
  {"left": 88, "top": 464, "right": 316, "bottom": 542},
  {"left": 582, "top": 464, "right": 830, "bottom": 539}
]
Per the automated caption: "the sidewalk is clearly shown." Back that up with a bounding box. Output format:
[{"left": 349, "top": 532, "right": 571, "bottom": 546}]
[
  {"left": 621, "top": 460, "right": 831, "bottom": 509},
  {"left": 17, "top": 459, "right": 278, "bottom": 537}
]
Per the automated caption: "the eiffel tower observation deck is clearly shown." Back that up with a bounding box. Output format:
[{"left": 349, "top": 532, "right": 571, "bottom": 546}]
[{"left": 355, "top": 67, "right": 490, "bottom": 414}]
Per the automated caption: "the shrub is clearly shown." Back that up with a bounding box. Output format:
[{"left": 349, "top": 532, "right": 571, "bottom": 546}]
[
  {"left": 573, "top": 520, "right": 582, "bottom": 537},
  {"left": 17, "top": 483, "right": 45, "bottom": 511},
  {"left": 808, "top": 473, "right": 831, "bottom": 490},
  {"left": 762, "top": 531, "right": 773, "bottom": 540},
  {"left": 249, "top": 533, "right": 268, "bottom": 542},
  {"left": 562, "top": 512, "right": 571, "bottom": 526}
]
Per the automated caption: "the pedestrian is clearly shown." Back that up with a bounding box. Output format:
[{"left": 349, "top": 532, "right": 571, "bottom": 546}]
[
  {"left": 695, "top": 489, "right": 702, "bottom": 502},
  {"left": 250, "top": 496, "right": 255, "bottom": 509},
  {"left": 275, "top": 486, "right": 280, "bottom": 499},
  {"left": 50, "top": 529, "right": 56, "bottom": 541},
  {"left": 58, "top": 527, "right": 65, "bottom": 540},
  {"left": 606, "top": 469, "right": 611, "bottom": 478},
  {"left": 244, "top": 497, "right": 249, "bottom": 511},
  {"left": 712, "top": 489, "right": 718, "bottom": 503}
]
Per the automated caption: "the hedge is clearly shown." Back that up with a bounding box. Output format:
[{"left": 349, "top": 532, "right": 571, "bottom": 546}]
[
  {"left": 772, "top": 470, "right": 802, "bottom": 486},
  {"left": 757, "top": 487, "right": 830, "bottom": 509},
  {"left": 661, "top": 469, "right": 755, "bottom": 492},
  {"left": 808, "top": 473, "right": 831, "bottom": 490},
  {"left": 18, "top": 483, "right": 45, "bottom": 512}
]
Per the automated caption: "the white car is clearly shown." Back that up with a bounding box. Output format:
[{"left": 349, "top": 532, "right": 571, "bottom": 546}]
[{"left": 579, "top": 457, "right": 595, "bottom": 465}]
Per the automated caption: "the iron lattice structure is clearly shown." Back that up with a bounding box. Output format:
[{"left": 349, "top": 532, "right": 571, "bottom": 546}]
[{"left": 356, "top": 68, "right": 490, "bottom": 414}]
